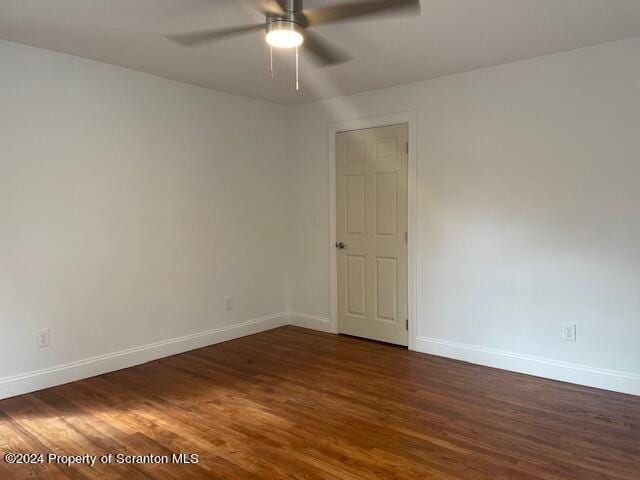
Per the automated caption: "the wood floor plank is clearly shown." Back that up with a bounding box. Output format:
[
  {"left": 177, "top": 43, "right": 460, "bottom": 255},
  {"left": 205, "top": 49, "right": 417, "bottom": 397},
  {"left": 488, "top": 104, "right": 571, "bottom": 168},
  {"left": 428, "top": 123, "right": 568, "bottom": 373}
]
[{"left": 1, "top": 326, "right": 638, "bottom": 479}]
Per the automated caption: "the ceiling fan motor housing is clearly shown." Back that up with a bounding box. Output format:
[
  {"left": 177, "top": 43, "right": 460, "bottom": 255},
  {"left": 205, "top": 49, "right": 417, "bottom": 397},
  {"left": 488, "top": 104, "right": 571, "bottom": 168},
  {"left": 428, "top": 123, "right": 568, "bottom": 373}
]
[
  {"left": 265, "top": 1, "right": 305, "bottom": 49},
  {"left": 284, "top": 0, "right": 304, "bottom": 13},
  {"left": 266, "top": 0, "right": 307, "bottom": 29},
  {"left": 266, "top": 0, "right": 306, "bottom": 45},
  {"left": 267, "top": 8, "right": 304, "bottom": 27}
]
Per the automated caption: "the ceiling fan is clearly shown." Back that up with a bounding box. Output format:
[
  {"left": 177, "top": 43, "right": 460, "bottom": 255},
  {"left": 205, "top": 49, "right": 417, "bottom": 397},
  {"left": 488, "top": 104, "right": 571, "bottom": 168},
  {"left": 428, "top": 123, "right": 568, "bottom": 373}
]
[{"left": 167, "top": 0, "right": 420, "bottom": 90}]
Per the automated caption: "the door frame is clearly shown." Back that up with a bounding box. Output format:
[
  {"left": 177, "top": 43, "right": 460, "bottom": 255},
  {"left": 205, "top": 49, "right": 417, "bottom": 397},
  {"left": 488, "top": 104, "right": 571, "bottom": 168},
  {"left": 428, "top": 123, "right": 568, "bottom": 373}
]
[{"left": 328, "top": 111, "right": 418, "bottom": 350}]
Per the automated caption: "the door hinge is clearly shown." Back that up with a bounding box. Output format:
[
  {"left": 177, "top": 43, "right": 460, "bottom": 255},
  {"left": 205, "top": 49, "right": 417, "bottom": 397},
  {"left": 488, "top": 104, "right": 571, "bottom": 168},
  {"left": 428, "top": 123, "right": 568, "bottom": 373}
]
[
  {"left": 406, "top": 319, "right": 409, "bottom": 331},
  {"left": 405, "top": 142, "right": 409, "bottom": 154},
  {"left": 405, "top": 231, "right": 408, "bottom": 243}
]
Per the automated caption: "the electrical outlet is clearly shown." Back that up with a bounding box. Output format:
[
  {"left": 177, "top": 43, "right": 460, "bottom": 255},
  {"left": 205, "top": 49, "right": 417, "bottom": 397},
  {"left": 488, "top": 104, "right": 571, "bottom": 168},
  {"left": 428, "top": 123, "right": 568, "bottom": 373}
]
[
  {"left": 37, "top": 328, "right": 51, "bottom": 349},
  {"left": 311, "top": 212, "right": 319, "bottom": 227},
  {"left": 562, "top": 323, "right": 576, "bottom": 342},
  {"left": 225, "top": 296, "right": 233, "bottom": 311}
]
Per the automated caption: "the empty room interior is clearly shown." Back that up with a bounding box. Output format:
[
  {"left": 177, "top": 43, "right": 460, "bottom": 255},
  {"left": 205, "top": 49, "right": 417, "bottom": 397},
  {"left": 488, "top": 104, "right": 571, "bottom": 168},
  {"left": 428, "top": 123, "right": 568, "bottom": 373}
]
[{"left": 1, "top": 1, "right": 640, "bottom": 479}]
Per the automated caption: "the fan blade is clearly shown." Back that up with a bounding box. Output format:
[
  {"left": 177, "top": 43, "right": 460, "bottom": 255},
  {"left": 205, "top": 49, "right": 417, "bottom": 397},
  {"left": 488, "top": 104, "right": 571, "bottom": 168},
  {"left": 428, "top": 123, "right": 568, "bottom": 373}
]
[
  {"left": 167, "top": 24, "right": 265, "bottom": 47},
  {"left": 240, "top": 0, "right": 287, "bottom": 17},
  {"left": 303, "top": 31, "right": 352, "bottom": 66},
  {"left": 301, "top": 0, "right": 420, "bottom": 27},
  {"left": 268, "top": 0, "right": 288, "bottom": 14}
]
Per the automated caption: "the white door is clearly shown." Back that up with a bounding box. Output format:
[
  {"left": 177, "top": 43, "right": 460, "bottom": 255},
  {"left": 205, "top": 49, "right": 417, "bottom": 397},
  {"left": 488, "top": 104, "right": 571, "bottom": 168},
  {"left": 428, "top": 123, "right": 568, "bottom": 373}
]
[{"left": 336, "top": 124, "right": 408, "bottom": 346}]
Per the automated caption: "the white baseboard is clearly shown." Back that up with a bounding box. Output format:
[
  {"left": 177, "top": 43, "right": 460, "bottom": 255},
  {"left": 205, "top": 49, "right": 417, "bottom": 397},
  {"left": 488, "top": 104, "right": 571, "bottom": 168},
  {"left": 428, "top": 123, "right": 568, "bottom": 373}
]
[
  {"left": 287, "top": 311, "right": 333, "bottom": 332},
  {"left": 6, "top": 315, "right": 637, "bottom": 401},
  {"left": 415, "top": 336, "right": 640, "bottom": 396},
  {"left": 0, "top": 313, "right": 288, "bottom": 401}
]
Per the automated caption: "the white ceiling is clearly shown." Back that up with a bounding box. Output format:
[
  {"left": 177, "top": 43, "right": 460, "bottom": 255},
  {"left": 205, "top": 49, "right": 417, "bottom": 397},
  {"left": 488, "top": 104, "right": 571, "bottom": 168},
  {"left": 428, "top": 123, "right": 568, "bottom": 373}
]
[{"left": 1, "top": 0, "right": 639, "bottom": 104}]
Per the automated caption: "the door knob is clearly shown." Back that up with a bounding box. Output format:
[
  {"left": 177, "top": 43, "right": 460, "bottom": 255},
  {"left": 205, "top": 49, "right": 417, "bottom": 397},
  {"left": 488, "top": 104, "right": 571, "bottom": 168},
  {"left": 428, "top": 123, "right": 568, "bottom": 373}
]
[{"left": 335, "top": 241, "right": 346, "bottom": 250}]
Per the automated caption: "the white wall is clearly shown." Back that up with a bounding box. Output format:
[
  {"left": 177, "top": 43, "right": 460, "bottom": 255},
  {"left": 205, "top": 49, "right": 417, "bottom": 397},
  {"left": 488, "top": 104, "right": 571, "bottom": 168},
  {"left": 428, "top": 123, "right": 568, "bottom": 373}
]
[
  {"left": 3, "top": 36, "right": 640, "bottom": 399},
  {"left": 287, "top": 37, "right": 640, "bottom": 394},
  {"left": 0, "top": 40, "right": 289, "bottom": 397}
]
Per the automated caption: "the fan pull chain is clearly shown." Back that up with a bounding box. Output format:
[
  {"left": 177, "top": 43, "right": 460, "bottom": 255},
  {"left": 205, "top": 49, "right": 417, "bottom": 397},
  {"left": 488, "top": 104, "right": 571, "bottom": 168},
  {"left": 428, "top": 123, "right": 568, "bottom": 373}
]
[
  {"left": 295, "top": 46, "right": 300, "bottom": 91},
  {"left": 269, "top": 45, "right": 274, "bottom": 79}
]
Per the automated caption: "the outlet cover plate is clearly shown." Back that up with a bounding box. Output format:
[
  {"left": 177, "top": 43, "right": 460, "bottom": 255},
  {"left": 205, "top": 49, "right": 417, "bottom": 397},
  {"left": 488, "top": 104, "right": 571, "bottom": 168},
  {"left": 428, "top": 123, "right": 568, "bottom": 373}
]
[
  {"left": 37, "top": 328, "right": 51, "bottom": 349},
  {"left": 562, "top": 323, "right": 577, "bottom": 342}
]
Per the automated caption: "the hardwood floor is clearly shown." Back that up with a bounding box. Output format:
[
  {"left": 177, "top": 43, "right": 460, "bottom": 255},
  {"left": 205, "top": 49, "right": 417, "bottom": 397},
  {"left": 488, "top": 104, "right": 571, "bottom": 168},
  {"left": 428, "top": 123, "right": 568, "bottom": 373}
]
[{"left": 1, "top": 326, "right": 639, "bottom": 479}]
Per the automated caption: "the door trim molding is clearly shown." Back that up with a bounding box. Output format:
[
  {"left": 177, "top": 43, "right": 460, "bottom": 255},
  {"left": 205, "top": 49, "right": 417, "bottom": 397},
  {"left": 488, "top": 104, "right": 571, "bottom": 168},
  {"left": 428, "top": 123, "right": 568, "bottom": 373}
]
[{"left": 328, "top": 111, "right": 418, "bottom": 350}]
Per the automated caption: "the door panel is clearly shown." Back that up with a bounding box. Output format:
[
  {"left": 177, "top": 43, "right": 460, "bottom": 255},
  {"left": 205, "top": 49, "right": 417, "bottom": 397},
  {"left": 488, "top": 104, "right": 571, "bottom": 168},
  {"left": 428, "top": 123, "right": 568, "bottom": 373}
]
[
  {"left": 347, "top": 140, "right": 366, "bottom": 164},
  {"left": 336, "top": 124, "right": 408, "bottom": 346},
  {"left": 346, "top": 255, "right": 367, "bottom": 317},
  {"left": 375, "top": 172, "right": 397, "bottom": 236},
  {"left": 376, "top": 257, "right": 398, "bottom": 323},
  {"left": 375, "top": 138, "right": 398, "bottom": 162},
  {"left": 346, "top": 175, "right": 366, "bottom": 235}
]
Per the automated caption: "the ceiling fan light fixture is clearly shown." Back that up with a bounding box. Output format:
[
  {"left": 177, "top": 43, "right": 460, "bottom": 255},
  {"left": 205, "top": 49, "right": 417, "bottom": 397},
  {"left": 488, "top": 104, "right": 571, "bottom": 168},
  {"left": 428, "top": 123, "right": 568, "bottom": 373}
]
[{"left": 266, "top": 21, "right": 304, "bottom": 49}]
